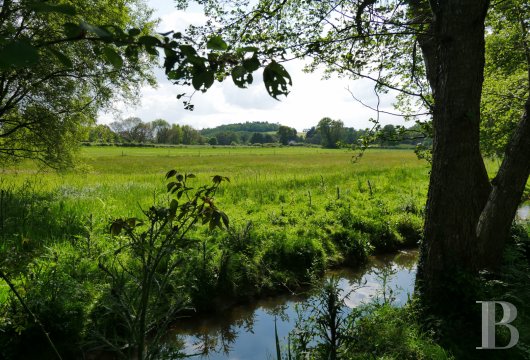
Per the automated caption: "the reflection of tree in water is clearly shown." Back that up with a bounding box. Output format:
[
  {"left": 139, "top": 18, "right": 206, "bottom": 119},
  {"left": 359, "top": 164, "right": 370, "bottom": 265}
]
[
  {"left": 170, "top": 251, "right": 418, "bottom": 358},
  {"left": 371, "top": 250, "right": 418, "bottom": 272},
  {"left": 370, "top": 264, "right": 401, "bottom": 305},
  {"left": 189, "top": 309, "right": 257, "bottom": 356},
  {"left": 370, "top": 251, "right": 417, "bottom": 304},
  {"left": 391, "top": 250, "right": 418, "bottom": 270},
  {"left": 152, "top": 336, "right": 187, "bottom": 359},
  {"left": 264, "top": 303, "right": 290, "bottom": 323},
  {"left": 234, "top": 309, "right": 257, "bottom": 334}
]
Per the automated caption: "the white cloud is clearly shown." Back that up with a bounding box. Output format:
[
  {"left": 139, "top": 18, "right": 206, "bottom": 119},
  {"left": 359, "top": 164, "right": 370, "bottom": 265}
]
[
  {"left": 157, "top": 9, "right": 208, "bottom": 33},
  {"left": 98, "top": 1, "right": 408, "bottom": 131}
]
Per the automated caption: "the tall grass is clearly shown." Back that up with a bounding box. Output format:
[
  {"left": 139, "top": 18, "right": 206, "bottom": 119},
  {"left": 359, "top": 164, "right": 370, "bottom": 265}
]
[
  {"left": 0, "top": 147, "right": 431, "bottom": 358},
  {"left": 0, "top": 147, "right": 430, "bottom": 249}
]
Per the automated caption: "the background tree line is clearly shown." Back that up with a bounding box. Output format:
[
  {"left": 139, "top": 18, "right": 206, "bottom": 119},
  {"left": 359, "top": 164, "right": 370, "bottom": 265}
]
[{"left": 85, "top": 117, "right": 431, "bottom": 148}]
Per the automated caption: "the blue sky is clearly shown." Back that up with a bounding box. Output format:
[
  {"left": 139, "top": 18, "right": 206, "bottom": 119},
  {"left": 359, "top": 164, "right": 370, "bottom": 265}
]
[{"left": 98, "top": 0, "right": 403, "bottom": 131}]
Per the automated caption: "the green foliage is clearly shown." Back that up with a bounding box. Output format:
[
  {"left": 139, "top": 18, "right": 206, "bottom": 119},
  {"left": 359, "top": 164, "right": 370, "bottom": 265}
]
[
  {"left": 345, "top": 304, "right": 453, "bottom": 360},
  {"left": 97, "top": 171, "right": 229, "bottom": 359},
  {"left": 262, "top": 235, "right": 326, "bottom": 284},
  {"left": 283, "top": 276, "right": 451, "bottom": 360},
  {"left": 318, "top": 117, "right": 345, "bottom": 149},
  {"left": 0, "top": 242, "right": 102, "bottom": 359},
  {"left": 277, "top": 125, "right": 298, "bottom": 145},
  {"left": 480, "top": 0, "right": 530, "bottom": 157},
  {"left": 200, "top": 121, "right": 280, "bottom": 136},
  {"left": 0, "top": 0, "right": 156, "bottom": 168},
  {"left": 329, "top": 229, "right": 371, "bottom": 264}
]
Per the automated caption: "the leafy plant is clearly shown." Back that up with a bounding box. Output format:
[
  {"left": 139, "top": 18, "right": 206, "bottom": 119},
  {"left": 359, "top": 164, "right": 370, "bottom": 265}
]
[
  {"left": 96, "top": 171, "right": 229, "bottom": 359},
  {"left": 287, "top": 277, "right": 361, "bottom": 360}
]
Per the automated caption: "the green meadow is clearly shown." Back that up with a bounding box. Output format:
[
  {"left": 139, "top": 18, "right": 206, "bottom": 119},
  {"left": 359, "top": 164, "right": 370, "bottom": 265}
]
[
  {"left": 1, "top": 146, "right": 430, "bottom": 255},
  {"left": 0, "top": 146, "right": 434, "bottom": 357}
]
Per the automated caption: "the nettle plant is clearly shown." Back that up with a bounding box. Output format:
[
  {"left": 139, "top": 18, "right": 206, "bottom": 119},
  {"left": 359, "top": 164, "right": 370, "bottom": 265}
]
[{"left": 97, "top": 171, "right": 229, "bottom": 360}]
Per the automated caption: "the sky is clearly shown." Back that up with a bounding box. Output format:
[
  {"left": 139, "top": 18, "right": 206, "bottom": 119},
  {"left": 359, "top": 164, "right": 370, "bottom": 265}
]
[{"left": 98, "top": 0, "right": 403, "bottom": 132}]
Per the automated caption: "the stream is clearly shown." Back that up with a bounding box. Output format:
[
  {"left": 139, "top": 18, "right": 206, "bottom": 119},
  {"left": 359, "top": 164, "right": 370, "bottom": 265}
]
[
  {"left": 517, "top": 204, "right": 530, "bottom": 221},
  {"left": 167, "top": 250, "right": 418, "bottom": 359}
]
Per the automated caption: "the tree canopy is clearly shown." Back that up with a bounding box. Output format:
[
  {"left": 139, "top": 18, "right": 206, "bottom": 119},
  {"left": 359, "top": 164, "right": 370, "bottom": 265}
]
[
  {"left": 0, "top": 0, "right": 156, "bottom": 168},
  {"left": 480, "top": 0, "right": 530, "bottom": 157}
]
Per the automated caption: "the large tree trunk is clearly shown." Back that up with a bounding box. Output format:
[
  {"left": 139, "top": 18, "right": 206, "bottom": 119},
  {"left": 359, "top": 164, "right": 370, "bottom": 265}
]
[
  {"left": 415, "top": 0, "right": 492, "bottom": 308},
  {"left": 477, "top": 97, "right": 530, "bottom": 267},
  {"left": 415, "top": 0, "right": 530, "bottom": 323}
]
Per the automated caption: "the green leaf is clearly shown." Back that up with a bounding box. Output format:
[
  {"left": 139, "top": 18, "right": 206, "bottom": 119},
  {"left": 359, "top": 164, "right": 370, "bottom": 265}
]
[
  {"left": 48, "top": 48, "right": 73, "bottom": 68},
  {"left": 0, "top": 41, "right": 39, "bottom": 69},
  {"left": 100, "top": 25, "right": 126, "bottom": 38},
  {"left": 103, "top": 47, "right": 123, "bottom": 68},
  {"left": 63, "top": 22, "right": 83, "bottom": 38},
  {"left": 192, "top": 70, "right": 215, "bottom": 91},
  {"left": 208, "top": 221, "right": 215, "bottom": 231},
  {"left": 221, "top": 212, "right": 229, "bottom": 229},
  {"left": 80, "top": 22, "right": 111, "bottom": 38},
  {"left": 110, "top": 221, "right": 123, "bottom": 236},
  {"left": 243, "top": 55, "right": 260, "bottom": 72},
  {"left": 170, "top": 199, "right": 179, "bottom": 212},
  {"left": 167, "top": 182, "right": 176, "bottom": 192},
  {"left": 176, "top": 174, "right": 184, "bottom": 182},
  {"left": 125, "top": 45, "right": 139, "bottom": 60},
  {"left": 238, "top": 46, "right": 259, "bottom": 54},
  {"left": 207, "top": 35, "right": 228, "bottom": 51},
  {"left": 28, "top": 2, "right": 77, "bottom": 16},
  {"left": 166, "top": 169, "right": 177, "bottom": 179},
  {"left": 126, "top": 218, "right": 140, "bottom": 227},
  {"left": 263, "top": 61, "right": 292, "bottom": 100},
  {"left": 145, "top": 46, "right": 159, "bottom": 56},
  {"left": 212, "top": 175, "right": 223, "bottom": 184},
  {"left": 139, "top": 35, "right": 161, "bottom": 47},
  {"left": 231, "top": 66, "right": 248, "bottom": 88},
  {"left": 179, "top": 45, "right": 197, "bottom": 57},
  {"left": 128, "top": 28, "right": 141, "bottom": 37},
  {"left": 186, "top": 173, "right": 196, "bottom": 179}
]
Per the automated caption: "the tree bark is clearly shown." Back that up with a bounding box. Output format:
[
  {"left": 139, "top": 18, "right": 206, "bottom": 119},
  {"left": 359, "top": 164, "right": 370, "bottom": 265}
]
[
  {"left": 477, "top": 97, "right": 530, "bottom": 268},
  {"left": 415, "top": 0, "right": 492, "bottom": 308}
]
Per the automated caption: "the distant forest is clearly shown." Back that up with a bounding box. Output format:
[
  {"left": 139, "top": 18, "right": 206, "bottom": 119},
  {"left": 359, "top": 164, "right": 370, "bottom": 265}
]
[{"left": 84, "top": 118, "right": 431, "bottom": 148}]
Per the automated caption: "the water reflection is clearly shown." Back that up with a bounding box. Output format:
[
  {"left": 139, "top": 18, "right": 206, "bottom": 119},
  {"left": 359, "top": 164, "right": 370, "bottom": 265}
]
[
  {"left": 169, "top": 250, "right": 418, "bottom": 359},
  {"left": 517, "top": 204, "right": 530, "bottom": 221}
]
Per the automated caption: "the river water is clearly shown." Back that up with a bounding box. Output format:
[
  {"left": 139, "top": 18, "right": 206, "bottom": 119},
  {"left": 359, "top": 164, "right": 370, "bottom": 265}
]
[
  {"left": 167, "top": 250, "right": 418, "bottom": 359},
  {"left": 517, "top": 204, "right": 530, "bottom": 221}
]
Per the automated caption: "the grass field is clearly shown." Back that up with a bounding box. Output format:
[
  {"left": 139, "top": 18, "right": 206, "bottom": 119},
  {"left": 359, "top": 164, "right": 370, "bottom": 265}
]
[
  {"left": 0, "top": 146, "right": 434, "bottom": 357},
  {"left": 0, "top": 146, "right": 430, "bottom": 252}
]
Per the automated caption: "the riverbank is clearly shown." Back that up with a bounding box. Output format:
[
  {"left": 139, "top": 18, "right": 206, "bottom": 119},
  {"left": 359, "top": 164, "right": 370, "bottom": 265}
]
[
  {"left": 0, "top": 148, "right": 430, "bottom": 358},
  {"left": 170, "top": 250, "right": 419, "bottom": 359}
]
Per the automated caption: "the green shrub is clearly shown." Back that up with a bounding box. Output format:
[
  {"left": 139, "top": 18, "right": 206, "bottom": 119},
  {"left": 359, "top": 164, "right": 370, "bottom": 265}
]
[
  {"left": 394, "top": 214, "right": 423, "bottom": 247},
  {"left": 348, "top": 304, "right": 453, "bottom": 360},
  {"left": 261, "top": 236, "right": 326, "bottom": 283},
  {"left": 0, "top": 258, "right": 92, "bottom": 359},
  {"left": 330, "top": 228, "right": 371, "bottom": 265},
  {"left": 217, "top": 252, "right": 261, "bottom": 299}
]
